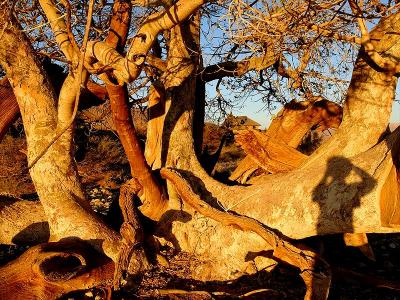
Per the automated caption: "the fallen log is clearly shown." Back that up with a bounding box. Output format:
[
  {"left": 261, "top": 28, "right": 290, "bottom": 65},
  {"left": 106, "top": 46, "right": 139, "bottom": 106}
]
[{"left": 234, "top": 129, "right": 307, "bottom": 173}]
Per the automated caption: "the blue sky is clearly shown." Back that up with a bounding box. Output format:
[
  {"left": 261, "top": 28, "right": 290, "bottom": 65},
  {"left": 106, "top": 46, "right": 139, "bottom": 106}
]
[
  {"left": 229, "top": 87, "right": 400, "bottom": 129},
  {"left": 390, "top": 101, "right": 400, "bottom": 124},
  {"left": 201, "top": 1, "right": 400, "bottom": 129}
]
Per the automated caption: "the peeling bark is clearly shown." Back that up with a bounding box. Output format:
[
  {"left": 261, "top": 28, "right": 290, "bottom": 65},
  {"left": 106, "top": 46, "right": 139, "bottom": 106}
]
[
  {"left": 104, "top": 0, "right": 167, "bottom": 221},
  {"left": 0, "top": 78, "right": 19, "bottom": 141},
  {"left": 145, "top": 83, "right": 167, "bottom": 168}
]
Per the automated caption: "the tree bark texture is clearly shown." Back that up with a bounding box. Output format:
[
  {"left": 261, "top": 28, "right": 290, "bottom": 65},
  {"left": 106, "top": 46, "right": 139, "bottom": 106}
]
[
  {"left": 146, "top": 10, "right": 400, "bottom": 282},
  {"left": 0, "top": 240, "right": 114, "bottom": 300},
  {"left": 104, "top": 0, "right": 167, "bottom": 221},
  {"left": 0, "top": 5, "right": 121, "bottom": 260}
]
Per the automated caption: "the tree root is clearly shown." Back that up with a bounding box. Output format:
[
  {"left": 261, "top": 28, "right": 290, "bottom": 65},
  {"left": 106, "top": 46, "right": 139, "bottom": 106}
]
[
  {"left": 157, "top": 288, "right": 282, "bottom": 298},
  {"left": 161, "top": 168, "right": 332, "bottom": 300},
  {"left": 113, "top": 178, "right": 149, "bottom": 290},
  {"left": 0, "top": 239, "right": 114, "bottom": 300}
]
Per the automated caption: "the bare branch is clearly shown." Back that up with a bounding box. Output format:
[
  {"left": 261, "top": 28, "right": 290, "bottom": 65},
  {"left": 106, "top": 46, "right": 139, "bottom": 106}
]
[
  {"left": 38, "top": 0, "right": 77, "bottom": 61},
  {"left": 126, "top": 0, "right": 208, "bottom": 65},
  {"left": 201, "top": 51, "right": 280, "bottom": 82}
]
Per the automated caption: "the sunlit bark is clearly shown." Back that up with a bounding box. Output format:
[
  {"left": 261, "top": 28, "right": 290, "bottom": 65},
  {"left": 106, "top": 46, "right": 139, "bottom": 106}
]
[
  {"left": 104, "top": 0, "right": 167, "bottom": 221},
  {"left": 0, "top": 4, "right": 121, "bottom": 260}
]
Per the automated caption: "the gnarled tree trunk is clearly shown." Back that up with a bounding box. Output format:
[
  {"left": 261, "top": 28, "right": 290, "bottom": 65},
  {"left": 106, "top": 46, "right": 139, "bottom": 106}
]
[
  {"left": 145, "top": 9, "right": 400, "bottom": 283},
  {"left": 0, "top": 3, "right": 121, "bottom": 261}
]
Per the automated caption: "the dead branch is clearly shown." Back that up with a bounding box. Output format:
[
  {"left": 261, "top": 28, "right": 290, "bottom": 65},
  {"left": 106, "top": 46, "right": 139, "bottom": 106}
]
[{"left": 235, "top": 129, "right": 308, "bottom": 173}]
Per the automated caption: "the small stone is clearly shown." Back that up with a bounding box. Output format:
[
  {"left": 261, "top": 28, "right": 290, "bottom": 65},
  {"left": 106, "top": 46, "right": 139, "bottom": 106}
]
[
  {"left": 358, "top": 262, "right": 367, "bottom": 267},
  {"left": 85, "top": 291, "right": 93, "bottom": 297},
  {"left": 384, "top": 261, "right": 394, "bottom": 268},
  {"left": 389, "top": 243, "right": 397, "bottom": 249},
  {"left": 156, "top": 254, "right": 170, "bottom": 267}
]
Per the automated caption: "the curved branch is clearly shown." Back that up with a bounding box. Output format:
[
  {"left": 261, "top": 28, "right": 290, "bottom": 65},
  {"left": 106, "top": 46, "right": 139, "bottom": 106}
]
[
  {"left": 201, "top": 51, "right": 280, "bottom": 82},
  {"left": 38, "top": 0, "right": 78, "bottom": 61},
  {"left": 125, "top": 0, "right": 207, "bottom": 67},
  {"left": 161, "top": 168, "right": 331, "bottom": 300},
  {"left": 104, "top": 0, "right": 168, "bottom": 221},
  {"left": 85, "top": 40, "right": 139, "bottom": 84}
]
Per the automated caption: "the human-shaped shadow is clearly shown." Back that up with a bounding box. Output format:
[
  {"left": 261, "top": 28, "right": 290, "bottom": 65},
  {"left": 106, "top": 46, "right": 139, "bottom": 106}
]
[{"left": 310, "top": 156, "right": 376, "bottom": 298}]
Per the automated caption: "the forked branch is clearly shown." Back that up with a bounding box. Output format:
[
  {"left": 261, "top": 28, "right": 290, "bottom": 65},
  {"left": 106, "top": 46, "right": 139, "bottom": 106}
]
[{"left": 349, "top": 0, "right": 400, "bottom": 74}]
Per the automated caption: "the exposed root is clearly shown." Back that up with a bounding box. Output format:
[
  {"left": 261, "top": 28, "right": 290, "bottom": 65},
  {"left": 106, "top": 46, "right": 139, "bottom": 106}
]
[
  {"left": 0, "top": 240, "right": 114, "bottom": 300},
  {"left": 157, "top": 288, "right": 282, "bottom": 298},
  {"left": 113, "top": 178, "right": 149, "bottom": 290},
  {"left": 161, "top": 168, "right": 332, "bottom": 300}
]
